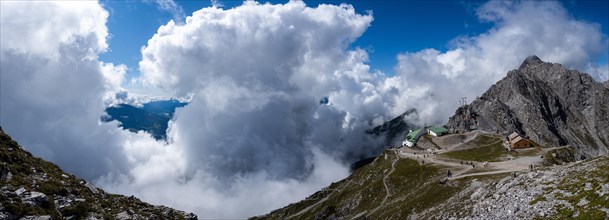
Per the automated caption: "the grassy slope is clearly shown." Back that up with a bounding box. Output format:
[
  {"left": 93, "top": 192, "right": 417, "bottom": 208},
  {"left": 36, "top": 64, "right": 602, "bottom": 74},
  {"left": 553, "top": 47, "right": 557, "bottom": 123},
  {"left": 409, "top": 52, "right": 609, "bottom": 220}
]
[
  {"left": 441, "top": 134, "right": 516, "bottom": 162},
  {"left": 437, "top": 134, "right": 544, "bottom": 163},
  {"left": 257, "top": 134, "right": 604, "bottom": 220},
  {"left": 258, "top": 151, "right": 465, "bottom": 220}
]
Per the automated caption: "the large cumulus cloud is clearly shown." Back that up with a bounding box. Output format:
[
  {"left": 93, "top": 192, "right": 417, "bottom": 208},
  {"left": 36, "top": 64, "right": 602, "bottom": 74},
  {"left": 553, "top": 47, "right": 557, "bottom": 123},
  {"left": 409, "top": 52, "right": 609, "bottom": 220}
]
[
  {"left": 0, "top": 1, "right": 134, "bottom": 180},
  {"left": 137, "top": 1, "right": 385, "bottom": 181},
  {"left": 110, "top": 2, "right": 388, "bottom": 217}
]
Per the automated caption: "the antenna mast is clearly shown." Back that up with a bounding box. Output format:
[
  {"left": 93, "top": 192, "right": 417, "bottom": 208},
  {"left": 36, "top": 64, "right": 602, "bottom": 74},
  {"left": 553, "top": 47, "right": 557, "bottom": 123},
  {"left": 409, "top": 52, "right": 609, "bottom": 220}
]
[{"left": 459, "top": 97, "right": 467, "bottom": 107}]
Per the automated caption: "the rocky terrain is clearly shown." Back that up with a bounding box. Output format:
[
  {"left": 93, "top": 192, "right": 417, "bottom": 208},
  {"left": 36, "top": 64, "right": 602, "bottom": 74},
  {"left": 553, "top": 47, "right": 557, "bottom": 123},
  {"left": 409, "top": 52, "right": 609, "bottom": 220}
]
[
  {"left": 446, "top": 56, "right": 609, "bottom": 158},
  {"left": 0, "top": 127, "right": 197, "bottom": 220},
  {"left": 460, "top": 154, "right": 609, "bottom": 219},
  {"left": 421, "top": 147, "right": 609, "bottom": 219}
]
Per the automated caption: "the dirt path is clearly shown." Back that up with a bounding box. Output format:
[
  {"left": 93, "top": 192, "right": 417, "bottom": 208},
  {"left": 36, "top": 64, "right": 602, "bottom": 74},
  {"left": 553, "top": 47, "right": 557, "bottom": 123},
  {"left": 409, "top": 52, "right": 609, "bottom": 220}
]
[
  {"left": 397, "top": 143, "right": 545, "bottom": 180},
  {"left": 367, "top": 150, "right": 399, "bottom": 217},
  {"left": 398, "top": 150, "right": 460, "bottom": 167},
  {"left": 432, "top": 132, "right": 479, "bottom": 150},
  {"left": 286, "top": 179, "right": 353, "bottom": 219},
  {"left": 397, "top": 150, "right": 476, "bottom": 177},
  {"left": 449, "top": 169, "right": 522, "bottom": 180},
  {"left": 286, "top": 197, "right": 329, "bottom": 219}
]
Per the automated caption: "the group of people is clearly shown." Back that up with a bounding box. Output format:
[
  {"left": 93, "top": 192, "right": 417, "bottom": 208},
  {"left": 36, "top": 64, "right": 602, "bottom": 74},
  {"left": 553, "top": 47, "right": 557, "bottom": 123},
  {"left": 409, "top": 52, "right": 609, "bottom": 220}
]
[
  {"left": 414, "top": 152, "right": 437, "bottom": 158},
  {"left": 460, "top": 160, "right": 476, "bottom": 168}
]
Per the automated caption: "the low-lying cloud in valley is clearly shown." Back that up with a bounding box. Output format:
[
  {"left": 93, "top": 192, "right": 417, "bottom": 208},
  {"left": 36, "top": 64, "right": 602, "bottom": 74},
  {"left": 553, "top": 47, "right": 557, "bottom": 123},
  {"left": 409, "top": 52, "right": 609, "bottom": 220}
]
[{"left": 0, "top": 0, "right": 607, "bottom": 218}]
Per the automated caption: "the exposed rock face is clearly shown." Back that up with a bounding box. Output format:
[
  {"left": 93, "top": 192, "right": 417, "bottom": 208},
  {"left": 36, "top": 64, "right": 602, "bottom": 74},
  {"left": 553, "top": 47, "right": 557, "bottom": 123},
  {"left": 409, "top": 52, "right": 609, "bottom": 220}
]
[
  {"left": 446, "top": 56, "right": 609, "bottom": 157},
  {"left": 0, "top": 127, "right": 197, "bottom": 220},
  {"left": 459, "top": 154, "right": 609, "bottom": 219}
]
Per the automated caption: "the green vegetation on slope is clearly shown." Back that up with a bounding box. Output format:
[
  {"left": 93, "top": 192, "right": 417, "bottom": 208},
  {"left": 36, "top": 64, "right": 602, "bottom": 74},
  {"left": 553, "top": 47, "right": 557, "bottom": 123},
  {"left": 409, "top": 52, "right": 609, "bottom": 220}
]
[
  {"left": 0, "top": 128, "right": 196, "bottom": 219},
  {"left": 543, "top": 147, "right": 576, "bottom": 165},
  {"left": 375, "top": 159, "right": 463, "bottom": 219},
  {"left": 258, "top": 150, "right": 464, "bottom": 220},
  {"left": 440, "top": 134, "right": 510, "bottom": 162},
  {"left": 256, "top": 133, "right": 609, "bottom": 220},
  {"left": 550, "top": 164, "right": 609, "bottom": 219}
]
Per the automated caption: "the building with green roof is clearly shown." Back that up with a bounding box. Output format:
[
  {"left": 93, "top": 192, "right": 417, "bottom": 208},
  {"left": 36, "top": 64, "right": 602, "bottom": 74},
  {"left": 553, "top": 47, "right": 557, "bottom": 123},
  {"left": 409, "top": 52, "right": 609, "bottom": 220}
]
[
  {"left": 403, "top": 128, "right": 424, "bottom": 147},
  {"left": 428, "top": 126, "right": 448, "bottom": 137}
]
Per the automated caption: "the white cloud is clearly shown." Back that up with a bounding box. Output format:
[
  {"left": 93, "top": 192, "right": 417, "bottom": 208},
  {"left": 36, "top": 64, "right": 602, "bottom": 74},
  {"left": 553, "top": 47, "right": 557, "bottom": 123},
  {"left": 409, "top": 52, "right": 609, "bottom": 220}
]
[
  {"left": 99, "top": 147, "right": 349, "bottom": 218},
  {"left": 132, "top": 2, "right": 386, "bottom": 216},
  {"left": 0, "top": 1, "right": 108, "bottom": 60},
  {"left": 0, "top": 1, "right": 131, "bottom": 180},
  {"left": 210, "top": 0, "right": 224, "bottom": 8},
  {"left": 101, "top": 63, "right": 127, "bottom": 90},
  {"left": 149, "top": 0, "right": 185, "bottom": 23}
]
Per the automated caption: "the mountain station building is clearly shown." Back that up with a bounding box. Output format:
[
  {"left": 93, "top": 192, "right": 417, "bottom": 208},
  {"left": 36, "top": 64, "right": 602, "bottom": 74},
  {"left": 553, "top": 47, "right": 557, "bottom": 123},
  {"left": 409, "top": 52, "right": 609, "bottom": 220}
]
[
  {"left": 402, "top": 126, "right": 449, "bottom": 147},
  {"left": 507, "top": 132, "right": 531, "bottom": 149},
  {"left": 403, "top": 128, "right": 424, "bottom": 147},
  {"left": 428, "top": 126, "right": 448, "bottom": 137}
]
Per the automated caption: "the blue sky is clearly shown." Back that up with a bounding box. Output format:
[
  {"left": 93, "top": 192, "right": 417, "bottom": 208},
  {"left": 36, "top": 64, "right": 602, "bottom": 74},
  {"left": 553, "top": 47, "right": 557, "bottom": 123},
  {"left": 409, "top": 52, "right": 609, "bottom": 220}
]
[{"left": 99, "top": 0, "right": 609, "bottom": 82}]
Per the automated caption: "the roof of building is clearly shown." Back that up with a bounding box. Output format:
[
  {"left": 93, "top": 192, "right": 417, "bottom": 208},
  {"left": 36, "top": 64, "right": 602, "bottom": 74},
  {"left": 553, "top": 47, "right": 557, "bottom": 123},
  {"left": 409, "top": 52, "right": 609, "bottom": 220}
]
[
  {"left": 508, "top": 132, "right": 520, "bottom": 141},
  {"left": 511, "top": 136, "right": 528, "bottom": 144},
  {"left": 429, "top": 126, "right": 448, "bottom": 134},
  {"left": 406, "top": 128, "right": 423, "bottom": 141}
]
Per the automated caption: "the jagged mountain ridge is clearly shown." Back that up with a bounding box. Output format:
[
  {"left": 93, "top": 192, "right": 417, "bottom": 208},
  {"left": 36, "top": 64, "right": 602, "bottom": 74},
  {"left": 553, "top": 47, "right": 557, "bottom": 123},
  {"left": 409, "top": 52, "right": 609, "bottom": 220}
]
[
  {"left": 366, "top": 108, "right": 418, "bottom": 147},
  {"left": 0, "top": 127, "right": 197, "bottom": 219},
  {"left": 446, "top": 55, "right": 609, "bottom": 157}
]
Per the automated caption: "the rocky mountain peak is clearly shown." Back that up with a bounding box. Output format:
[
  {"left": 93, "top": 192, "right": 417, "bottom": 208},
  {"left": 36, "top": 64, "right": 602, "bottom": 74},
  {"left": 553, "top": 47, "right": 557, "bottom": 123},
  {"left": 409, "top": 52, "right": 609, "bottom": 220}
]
[
  {"left": 518, "top": 55, "right": 544, "bottom": 69},
  {"left": 447, "top": 56, "right": 609, "bottom": 158}
]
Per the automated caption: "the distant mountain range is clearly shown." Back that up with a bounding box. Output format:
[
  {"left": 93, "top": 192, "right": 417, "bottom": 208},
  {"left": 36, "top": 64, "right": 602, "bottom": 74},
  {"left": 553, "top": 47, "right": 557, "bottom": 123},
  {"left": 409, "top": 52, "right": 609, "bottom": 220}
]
[{"left": 102, "top": 100, "right": 187, "bottom": 140}]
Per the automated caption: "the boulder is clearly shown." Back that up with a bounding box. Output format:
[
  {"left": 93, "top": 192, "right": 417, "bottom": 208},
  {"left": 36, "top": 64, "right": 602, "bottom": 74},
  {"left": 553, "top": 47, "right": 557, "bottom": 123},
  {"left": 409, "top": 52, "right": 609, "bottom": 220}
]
[{"left": 22, "top": 191, "right": 48, "bottom": 206}]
